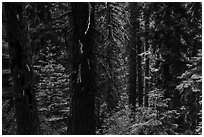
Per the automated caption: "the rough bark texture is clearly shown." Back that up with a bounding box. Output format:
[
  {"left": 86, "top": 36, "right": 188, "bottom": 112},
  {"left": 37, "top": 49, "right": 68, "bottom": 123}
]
[
  {"left": 144, "top": 6, "right": 149, "bottom": 107},
  {"left": 4, "top": 3, "right": 40, "bottom": 134},
  {"left": 129, "top": 3, "right": 138, "bottom": 112},
  {"left": 70, "top": 3, "right": 96, "bottom": 135}
]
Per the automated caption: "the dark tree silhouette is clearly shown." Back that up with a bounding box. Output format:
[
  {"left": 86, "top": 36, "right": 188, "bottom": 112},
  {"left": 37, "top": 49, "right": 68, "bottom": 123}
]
[
  {"left": 128, "top": 3, "right": 138, "bottom": 112},
  {"left": 70, "top": 2, "right": 96, "bottom": 134},
  {"left": 4, "top": 3, "right": 40, "bottom": 134}
]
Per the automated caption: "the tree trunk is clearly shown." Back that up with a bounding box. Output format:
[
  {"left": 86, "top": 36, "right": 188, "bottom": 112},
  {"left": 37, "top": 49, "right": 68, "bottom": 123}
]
[
  {"left": 70, "top": 3, "right": 96, "bottom": 135},
  {"left": 4, "top": 3, "right": 40, "bottom": 134},
  {"left": 162, "top": 4, "right": 171, "bottom": 99},
  {"left": 137, "top": 38, "right": 143, "bottom": 107},
  {"left": 129, "top": 3, "right": 138, "bottom": 112},
  {"left": 144, "top": 5, "right": 149, "bottom": 107}
]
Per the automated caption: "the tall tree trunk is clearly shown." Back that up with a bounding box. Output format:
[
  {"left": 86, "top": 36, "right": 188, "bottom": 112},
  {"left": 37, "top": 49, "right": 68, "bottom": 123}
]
[
  {"left": 129, "top": 3, "right": 138, "bottom": 112},
  {"left": 144, "top": 5, "right": 149, "bottom": 107},
  {"left": 4, "top": 3, "right": 40, "bottom": 134},
  {"left": 162, "top": 4, "right": 171, "bottom": 99},
  {"left": 129, "top": 3, "right": 143, "bottom": 108},
  {"left": 70, "top": 3, "right": 96, "bottom": 134},
  {"left": 137, "top": 38, "right": 143, "bottom": 107}
]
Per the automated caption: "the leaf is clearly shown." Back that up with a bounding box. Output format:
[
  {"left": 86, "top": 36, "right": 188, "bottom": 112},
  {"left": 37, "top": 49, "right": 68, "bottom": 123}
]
[{"left": 146, "top": 119, "right": 162, "bottom": 126}]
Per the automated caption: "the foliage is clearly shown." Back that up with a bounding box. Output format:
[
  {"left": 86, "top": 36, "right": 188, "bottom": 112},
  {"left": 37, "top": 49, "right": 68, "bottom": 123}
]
[
  {"left": 2, "top": 98, "right": 16, "bottom": 135},
  {"left": 176, "top": 49, "right": 202, "bottom": 134},
  {"left": 33, "top": 30, "right": 70, "bottom": 134},
  {"left": 100, "top": 89, "right": 180, "bottom": 135},
  {"left": 95, "top": 2, "right": 129, "bottom": 115}
]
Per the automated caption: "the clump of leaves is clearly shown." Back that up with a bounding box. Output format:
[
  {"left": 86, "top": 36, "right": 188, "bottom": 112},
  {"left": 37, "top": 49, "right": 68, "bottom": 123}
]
[{"left": 176, "top": 50, "right": 202, "bottom": 135}]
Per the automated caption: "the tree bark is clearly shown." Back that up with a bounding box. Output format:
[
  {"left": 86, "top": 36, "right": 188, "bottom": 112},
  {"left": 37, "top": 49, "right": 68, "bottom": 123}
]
[
  {"left": 137, "top": 38, "right": 143, "bottom": 107},
  {"left": 144, "top": 5, "right": 149, "bottom": 107},
  {"left": 4, "top": 3, "right": 40, "bottom": 134},
  {"left": 70, "top": 2, "right": 96, "bottom": 134},
  {"left": 129, "top": 3, "right": 138, "bottom": 112}
]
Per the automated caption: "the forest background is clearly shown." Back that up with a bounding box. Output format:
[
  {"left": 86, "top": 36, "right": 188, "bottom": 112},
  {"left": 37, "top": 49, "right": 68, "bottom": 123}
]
[{"left": 2, "top": 1, "right": 202, "bottom": 135}]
